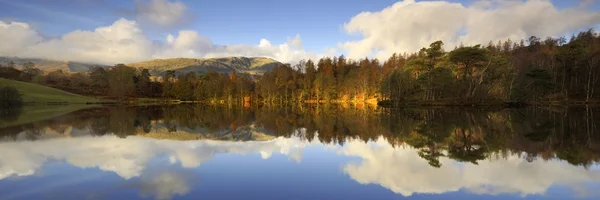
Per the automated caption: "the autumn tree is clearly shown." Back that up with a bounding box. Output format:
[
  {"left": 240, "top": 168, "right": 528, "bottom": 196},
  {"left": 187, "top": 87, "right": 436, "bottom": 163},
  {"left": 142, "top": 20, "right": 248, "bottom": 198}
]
[
  {"left": 303, "top": 60, "right": 316, "bottom": 100},
  {"left": 162, "top": 70, "right": 176, "bottom": 98},
  {"left": 89, "top": 66, "right": 109, "bottom": 88},
  {"left": 448, "top": 45, "right": 490, "bottom": 99},
  {"left": 174, "top": 72, "right": 196, "bottom": 100},
  {"left": 137, "top": 69, "right": 152, "bottom": 97},
  {"left": 107, "top": 64, "right": 136, "bottom": 98},
  {"left": 21, "top": 61, "right": 40, "bottom": 81}
]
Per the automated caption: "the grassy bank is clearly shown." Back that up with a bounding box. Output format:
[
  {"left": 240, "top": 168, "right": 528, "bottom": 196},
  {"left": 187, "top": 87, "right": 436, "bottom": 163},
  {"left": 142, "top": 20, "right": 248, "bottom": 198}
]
[{"left": 0, "top": 78, "right": 107, "bottom": 104}]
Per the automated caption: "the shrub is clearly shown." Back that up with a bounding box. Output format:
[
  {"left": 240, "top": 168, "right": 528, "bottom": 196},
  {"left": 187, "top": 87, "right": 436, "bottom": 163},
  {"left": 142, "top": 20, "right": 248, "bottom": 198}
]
[{"left": 0, "top": 86, "right": 23, "bottom": 108}]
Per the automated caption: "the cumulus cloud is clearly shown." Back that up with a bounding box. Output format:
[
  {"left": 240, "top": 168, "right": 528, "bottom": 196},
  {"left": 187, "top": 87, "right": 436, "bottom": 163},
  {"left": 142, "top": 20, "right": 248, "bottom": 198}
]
[
  {"left": 0, "top": 21, "right": 42, "bottom": 56},
  {"left": 0, "top": 19, "right": 321, "bottom": 65},
  {"left": 342, "top": 0, "right": 600, "bottom": 60},
  {"left": 288, "top": 34, "right": 303, "bottom": 49},
  {"left": 1, "top": 0, "right": 597, "bottom": 66},
  {"left": 159, "top": 30, "right": 214, "bottom": 58},
  {"left": 132, "top": 0, "right": 190, "bottom": 28},
  {"left": 155, "top": 31, "right": 322, "bottom": 64},
  {"left": 340, "top": 137, "right": 600, "bottom": 197},
  {"left": 4, "top": 18, "right": 154, "bottom": 64}
]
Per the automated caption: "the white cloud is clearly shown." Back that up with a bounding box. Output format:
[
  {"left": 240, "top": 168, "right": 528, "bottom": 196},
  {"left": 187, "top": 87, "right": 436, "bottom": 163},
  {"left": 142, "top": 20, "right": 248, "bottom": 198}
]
[
  {"left": 159, "top": 30, "right": 214, "bottom": 58},
  {"left": 155, "top": 32, "right": 323, "bottom": 64},
  {"left": 340, "top": 137, "right": 600, "bottom": 197},
  {"left": 288, "top": 34, "right": 303, "bottom": 49},
  {"left": 0, "top": 21, "right": 42, "bottom": 56},
  {"left": 0, "top": 19, "right": 322, "bottom": 65},
  {"left": 342, "top": 0, "right": 600, "bottom": 60},
  {"left": 2, "top": 0, "right": 596, "bottom": 66},
  {"left": 259, "top": 39, "right": 272, "bottom": 48},
  {"left": 133, "top": 0, "right": 189, "bottom": 28},
  {"left": 17, "top": 18, "right": 154, "bottom": 64}
]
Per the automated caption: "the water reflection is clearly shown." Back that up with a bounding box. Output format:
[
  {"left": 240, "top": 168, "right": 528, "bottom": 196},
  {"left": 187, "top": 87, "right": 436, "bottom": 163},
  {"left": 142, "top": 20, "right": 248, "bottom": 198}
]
[
  {"left": 0, "top": 136, "right": 311, "bottom": 180},
  {"left": 0, "top": 105, "right": 599, "bottom": 199},
  {"left": 341, "top": 138, "right": 600, "bottom": 197},
  {"left": 130, "top": 168, "right": 195, "bottom": 200}
]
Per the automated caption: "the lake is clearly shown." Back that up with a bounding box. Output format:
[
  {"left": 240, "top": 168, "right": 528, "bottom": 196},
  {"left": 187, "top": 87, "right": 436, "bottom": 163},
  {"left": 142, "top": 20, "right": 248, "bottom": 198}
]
[{"left": 0, "top": 105, "right": 599, "bottom": 200}]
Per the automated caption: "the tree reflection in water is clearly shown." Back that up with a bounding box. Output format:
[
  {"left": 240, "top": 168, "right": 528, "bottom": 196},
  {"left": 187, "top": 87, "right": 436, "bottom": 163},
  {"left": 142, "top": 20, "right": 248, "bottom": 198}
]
[{"left": 1, "top": 105, "right": 599, "bottom": 167}]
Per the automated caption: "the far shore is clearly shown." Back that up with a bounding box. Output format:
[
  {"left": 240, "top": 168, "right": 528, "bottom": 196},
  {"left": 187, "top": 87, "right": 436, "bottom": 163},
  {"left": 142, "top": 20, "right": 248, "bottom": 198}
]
[{"left": 13, "top": 97, "right": 600, "bottom": 108}]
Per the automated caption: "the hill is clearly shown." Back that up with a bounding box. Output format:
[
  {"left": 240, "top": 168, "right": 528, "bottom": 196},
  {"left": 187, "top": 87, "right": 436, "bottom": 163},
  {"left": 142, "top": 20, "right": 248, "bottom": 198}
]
[
  {"left": 0, "top": 57, "right": 103, "bottom": 73},
  {"left": 0, "top": 56, "right": 282, "bottom": 75},
  {"left": 128, "top": 57, "right": 282, "bottom": 75},
  {"left": 0, "top": 78, "right": 103, "bottom": 104}
]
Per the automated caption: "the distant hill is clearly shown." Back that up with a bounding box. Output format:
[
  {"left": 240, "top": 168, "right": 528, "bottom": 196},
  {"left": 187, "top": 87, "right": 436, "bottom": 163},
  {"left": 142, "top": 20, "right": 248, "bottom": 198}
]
[
  {"left": 0, "top": 56, "right": 282, "bottom": 75},
  {"left": 0, "top": 57, "right": 103, "bottom": 73},
  {"left": 128, "top": 57, "right": 282, "bottom": 75}
]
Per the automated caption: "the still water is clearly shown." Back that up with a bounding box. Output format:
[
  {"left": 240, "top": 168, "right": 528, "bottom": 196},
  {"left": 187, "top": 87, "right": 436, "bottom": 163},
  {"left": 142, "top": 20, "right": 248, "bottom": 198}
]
[{"left": 0, "top": 105, "right": 599, "bottom": 200}]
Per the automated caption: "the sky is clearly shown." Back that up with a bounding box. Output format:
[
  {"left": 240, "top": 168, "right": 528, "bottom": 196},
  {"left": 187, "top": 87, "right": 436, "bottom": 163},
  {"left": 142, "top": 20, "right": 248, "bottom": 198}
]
[{"left": 0, "top": 0, "right": 599, "bottom": 65}]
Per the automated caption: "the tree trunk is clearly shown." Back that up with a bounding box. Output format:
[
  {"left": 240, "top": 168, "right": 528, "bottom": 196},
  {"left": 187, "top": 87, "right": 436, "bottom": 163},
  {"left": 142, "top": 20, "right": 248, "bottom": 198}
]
[
  {"left": 592, "top": 69, "right": 599, "bottom": 99},
  {"left": 562, "top": 63, "right": 567, "bottom": 99},
  {"left": 509, "top": 71, "right": 516, "bottom": 100},
  {"left": 285, "top": 85, "right": 289, "bottom": 103},
  {"left": 587, "top": 105, "right": 592, "bottom": 147},
  {"left": 471, "top": 59, "right": 492, "bottom": 100},
  {"left": 586, "top": 59, "right": 595, "bottom": 102}
]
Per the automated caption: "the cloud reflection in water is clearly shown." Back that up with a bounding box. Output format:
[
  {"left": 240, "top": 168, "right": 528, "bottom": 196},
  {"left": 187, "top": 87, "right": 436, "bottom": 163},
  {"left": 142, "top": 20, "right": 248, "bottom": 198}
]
[{"left": 1, "top": 135, "right": 599, "bottom": 199}]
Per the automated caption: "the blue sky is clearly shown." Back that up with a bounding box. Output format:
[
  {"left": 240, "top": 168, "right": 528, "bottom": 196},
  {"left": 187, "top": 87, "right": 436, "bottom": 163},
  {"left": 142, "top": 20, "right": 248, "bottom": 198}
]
[
  {"left": 0, "top": 0, "right": 592, "bottom": 51},
  {"left": 0, "top": 0, "right": 598, "bottom": 64},
  {"left": 0, "top": 0, "right": 404, "bottom": 52}
]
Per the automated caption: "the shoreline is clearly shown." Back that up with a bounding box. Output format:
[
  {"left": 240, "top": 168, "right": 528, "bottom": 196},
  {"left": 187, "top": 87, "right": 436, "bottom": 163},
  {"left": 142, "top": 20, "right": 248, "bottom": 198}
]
[
  {"left": 14, "top": 99, "right": 600, "bottom": 108},
  {"left": 377, "top": 100, "right": 600, "bottom": 108}
]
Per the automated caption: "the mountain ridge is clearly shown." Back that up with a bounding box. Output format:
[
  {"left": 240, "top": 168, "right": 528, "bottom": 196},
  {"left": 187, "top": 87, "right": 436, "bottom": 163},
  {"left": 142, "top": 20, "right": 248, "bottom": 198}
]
[
  {"left": 0, "top": 57, "right": 103, "bottom": 73},
  {"left": 0, "top": 56, "right": 283, "bottom": 75},
  {"left": 127, "top": 56, "right": 282, "bottom": 75}
]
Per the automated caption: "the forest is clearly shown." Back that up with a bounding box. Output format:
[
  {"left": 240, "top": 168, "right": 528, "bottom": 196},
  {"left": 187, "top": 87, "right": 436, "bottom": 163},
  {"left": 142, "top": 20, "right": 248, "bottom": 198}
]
[{"left": 1, "top": 30, "right": 599, "bottom": 105}]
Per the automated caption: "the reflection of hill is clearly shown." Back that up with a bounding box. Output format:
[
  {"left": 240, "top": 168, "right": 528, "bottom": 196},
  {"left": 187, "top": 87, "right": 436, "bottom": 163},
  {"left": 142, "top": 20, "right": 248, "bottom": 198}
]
[
  {"left": 137, "top": 125, "right": 275, "bottom": 141},
  {"left": 1, "top": 123, "right": 276, "bottom": 142}
]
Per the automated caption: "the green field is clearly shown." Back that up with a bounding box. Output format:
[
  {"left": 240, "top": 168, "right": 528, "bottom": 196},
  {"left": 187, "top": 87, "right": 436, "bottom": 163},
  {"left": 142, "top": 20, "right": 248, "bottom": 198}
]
[{"left": 0, "top": 78, "right": 104, "bottom": 104}]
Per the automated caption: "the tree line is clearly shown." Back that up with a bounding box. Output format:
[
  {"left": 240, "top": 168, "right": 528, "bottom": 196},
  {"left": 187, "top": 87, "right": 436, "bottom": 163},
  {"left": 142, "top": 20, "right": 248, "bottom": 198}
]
[
  {"left": 381, "top": 30, "right": 600, "bottom": 105},
  {"left": 1, "top": 30, "right": 599, "bottom": 104}
]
